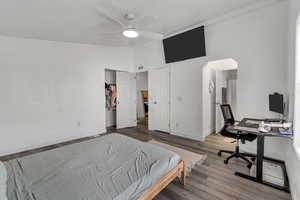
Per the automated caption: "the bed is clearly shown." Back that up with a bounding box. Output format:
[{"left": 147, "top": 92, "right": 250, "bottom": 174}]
[{"left": 3, "top": 133, "right": 185, "bottom": 200}]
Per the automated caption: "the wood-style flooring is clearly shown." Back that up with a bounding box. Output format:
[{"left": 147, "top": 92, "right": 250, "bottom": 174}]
[{"left": 0, "top": 127, "right": 292, "bottom": 200}]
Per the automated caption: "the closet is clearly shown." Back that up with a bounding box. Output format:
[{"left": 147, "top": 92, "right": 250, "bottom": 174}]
[{"left": 148, "top": 67, "right": 170, "bottom": 132}]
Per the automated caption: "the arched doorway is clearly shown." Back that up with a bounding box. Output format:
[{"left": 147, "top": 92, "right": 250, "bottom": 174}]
[{"left": 202, "top": 58, "right": 238, "bottom": 136}]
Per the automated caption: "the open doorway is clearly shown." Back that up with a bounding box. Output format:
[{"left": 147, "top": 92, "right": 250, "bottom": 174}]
[
  {"left": 202, "top": 58, "right": 238, "bottom": 136},
  {"left": 136, "top": 72, "right": 149, "bottom": 129},
  {"left": 216, "top": 69, "right": 238, "bottom": 115},
  {"left": 214, "top": 60, "right": 238, "bottom": 133},
  {"left": 105, "top": 69, "right": 137, "bottom": 130},
  {"left": 105, "top": 69, "right": 117, "bottom": 130}
]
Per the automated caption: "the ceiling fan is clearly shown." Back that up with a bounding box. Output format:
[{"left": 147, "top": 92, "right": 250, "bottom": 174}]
[{"left": 97, "top": 7, "right": 164, "bottom": 40}]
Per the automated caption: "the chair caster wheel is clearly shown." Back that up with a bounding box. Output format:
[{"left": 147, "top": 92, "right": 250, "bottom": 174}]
[
  {"left": 251, "top": 157, "right": 256, "bottom": 162},
  {"left": 224, "top": 160, "right": 228, "bottom": 164},
  {"left": 247, "top": 164, "right": 252, "bottom": 169},
  {"left": 218, "top": 152, "right": 222, "bottom": 157}
]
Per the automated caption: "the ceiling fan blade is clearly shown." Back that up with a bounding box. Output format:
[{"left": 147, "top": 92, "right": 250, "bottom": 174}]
[
  {"left": 138, "top": 30, "right": 164, "bottom": 40},
  {"left": 98, "top": 31, "right": 121, "bottom": 35},
  {"left": 96, "top": 7, "right": 126, "bottom": 28}
]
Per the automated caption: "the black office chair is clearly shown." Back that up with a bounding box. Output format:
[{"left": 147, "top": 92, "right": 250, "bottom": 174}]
[{"left": 218, "top": 104, "right": 257, "bottom": 168}]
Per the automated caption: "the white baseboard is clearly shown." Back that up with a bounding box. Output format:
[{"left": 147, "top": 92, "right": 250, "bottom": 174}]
[
  {"left": 203, "top": 128, "right": 216, "bottom": 137},
  {"left": 170, "top": 132, "right": 205, "bottom": 141}
]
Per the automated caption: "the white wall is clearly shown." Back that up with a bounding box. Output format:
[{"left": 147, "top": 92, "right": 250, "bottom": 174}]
[
  {"left": 133, "top": 41, "right": 165, "bottom": 71},
  {"left": 170, "top": 58, "right": 207, "bottom": 140},
  {"left": 105, "top": 70, "right": 116, "bottom": 127},
  {"left": 286, "top": 0, "right": 300, "bottom": 199},
  {"left": 232, "top": 1, "right": 289, "bottom": 160},
  {"left": 136, "top": 72, "right": 148, "bottom": 118},
  {"left": 202, "top": 65, "right": 216, "bottom": 137},
  {"left": 0, "top": 35, "right": 133, "bottom": 156},
  {"left": 133, "top": 1, "right": 289, "bottom": 154},
  {"left": 206, "top": 1, "right": 288, "bottom": 122}
]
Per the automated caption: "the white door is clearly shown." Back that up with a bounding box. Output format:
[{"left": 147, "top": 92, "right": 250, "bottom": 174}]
[
  {"left": 149, "top": 67, "right": 170, "bottom": 132},
  {"left": 116, "top": 71, "right": 137, "bottom": 129}
]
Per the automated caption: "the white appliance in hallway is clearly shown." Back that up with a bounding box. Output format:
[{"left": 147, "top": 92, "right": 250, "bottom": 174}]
[
  {"left": 227, "top": 79, "right": 237, "bottom": 114},
  {"left": 116, "top": 71, "right": 137, "bottom": 129},
  {"left": 148, "top": 67, "right": 170, "bottom": 132},
  {"left": 215, "top": 69, "right": 227, "bottom": 132}
]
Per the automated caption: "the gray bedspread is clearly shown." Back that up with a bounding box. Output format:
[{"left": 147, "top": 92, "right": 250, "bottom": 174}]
[{"left": 4, "top": 133, "right": 180, "bottom": 200}]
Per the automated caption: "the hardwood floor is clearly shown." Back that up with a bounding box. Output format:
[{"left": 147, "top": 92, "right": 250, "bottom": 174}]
[{"left": 0, "top": 127, "right": 292, "bottom": 200}]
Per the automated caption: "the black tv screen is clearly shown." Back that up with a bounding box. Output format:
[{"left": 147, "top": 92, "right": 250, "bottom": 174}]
[
  {"left": 269, "top": 93, "right": 284, "bottom": 114},
  {"left": 163, "top": 26, "right": 206, "bottom": 63}
]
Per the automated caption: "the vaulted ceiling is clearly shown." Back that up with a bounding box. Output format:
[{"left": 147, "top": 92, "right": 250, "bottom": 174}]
[{"left": 0, "top": 0, "right": 265, "bottom": 46}]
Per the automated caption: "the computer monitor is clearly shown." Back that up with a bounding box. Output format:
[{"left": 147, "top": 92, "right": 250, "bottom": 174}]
[{"left": 269, "top": 93, "right": 284, "bottom": 114}]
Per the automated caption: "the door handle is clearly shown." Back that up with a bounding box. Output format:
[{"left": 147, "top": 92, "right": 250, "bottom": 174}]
[{"left": 153, "top": 101, "right": 157, "bottom": 104}]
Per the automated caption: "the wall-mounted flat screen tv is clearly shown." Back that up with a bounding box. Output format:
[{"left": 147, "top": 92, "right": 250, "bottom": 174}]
[{"left": 163, "top": 26, "right": 206, "bottom": 64}]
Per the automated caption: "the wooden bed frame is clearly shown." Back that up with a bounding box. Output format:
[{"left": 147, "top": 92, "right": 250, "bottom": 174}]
[{"left": 138, "top": 160, "right": 186, "bottom": 200}]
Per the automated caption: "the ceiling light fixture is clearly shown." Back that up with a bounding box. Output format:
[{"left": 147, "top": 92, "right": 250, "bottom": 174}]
[{"left": 123, "top": 28, "right": 139, "bottom": 38}]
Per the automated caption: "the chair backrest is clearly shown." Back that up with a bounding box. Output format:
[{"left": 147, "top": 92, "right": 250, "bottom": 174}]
[{"left": 220, "top": 104, "right": 235, "bottom": 126}]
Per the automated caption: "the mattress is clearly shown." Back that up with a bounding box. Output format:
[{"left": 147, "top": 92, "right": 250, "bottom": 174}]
[{"left": 4, "top": 133, "right": 181, "bottom": 200}]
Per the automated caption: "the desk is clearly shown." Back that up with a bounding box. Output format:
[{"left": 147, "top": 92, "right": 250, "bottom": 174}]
[{"left": 227, "top": 118, "right": 293, "bottom": 193}]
